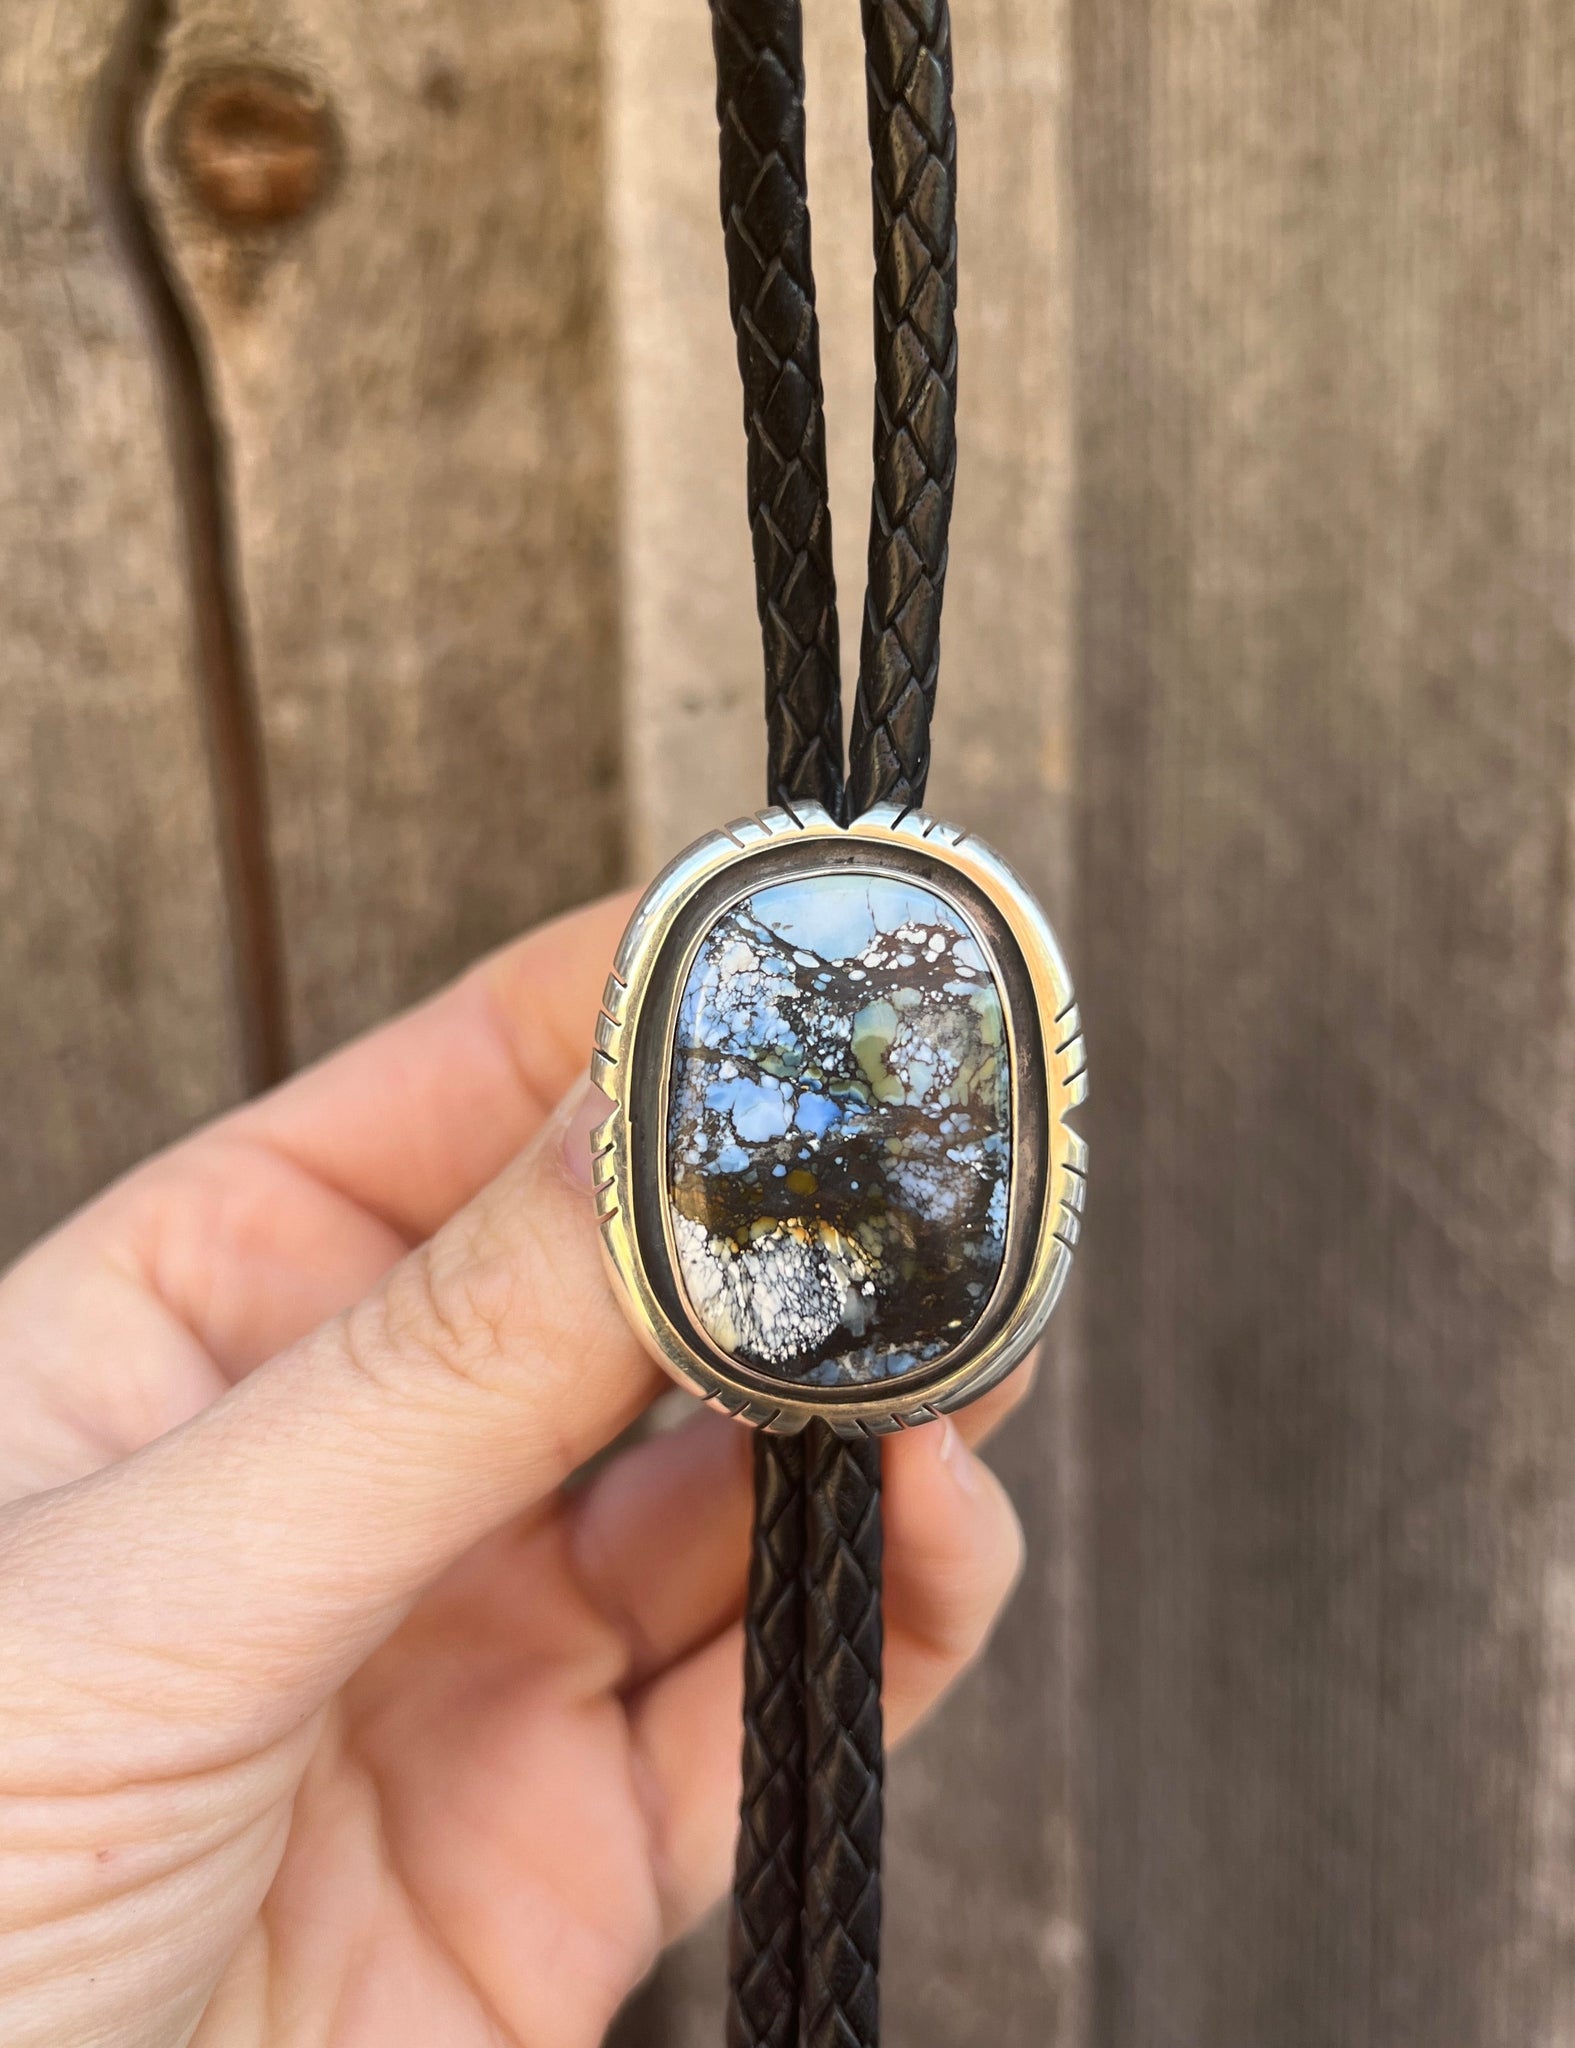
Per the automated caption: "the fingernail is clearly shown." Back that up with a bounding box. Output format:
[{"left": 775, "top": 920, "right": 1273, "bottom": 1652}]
[
  {"left": 560, "top": 1075, "right": 606, "bottom": 1189},
  {"left": 936, "top": 1416, "right": 979, "bottom": 1495}
]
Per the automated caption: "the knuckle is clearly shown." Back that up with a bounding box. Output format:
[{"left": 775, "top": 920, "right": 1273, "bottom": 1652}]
[{"left": 348, "top": 1226, "right": 527, "bottom": 1406}]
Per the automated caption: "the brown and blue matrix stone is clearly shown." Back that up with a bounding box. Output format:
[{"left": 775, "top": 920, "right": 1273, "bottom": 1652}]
[{"left": 665, "top": 872, "right": 1012, "bottom": 1386}]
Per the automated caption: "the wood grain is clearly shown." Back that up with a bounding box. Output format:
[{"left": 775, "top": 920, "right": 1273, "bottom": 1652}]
[
  {"left": 1073, "top": 4, "right": 1575, "bottom": 2043},
  {"left": 135, "top": 0, "right": 624, "bottom": 1066},
  {"left": 0, "top": 0, "right": 242, "bottom": 1262},
  {"left": 9, "top": 1, "right": 1575, "bottom": 2042},
  {"left": 606, "top": 0, "right": 759, "bottom": 873}
]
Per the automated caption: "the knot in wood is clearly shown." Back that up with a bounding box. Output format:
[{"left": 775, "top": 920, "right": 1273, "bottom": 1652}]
[{"left": 171, "top": 68, "right": 337, "bottom": 230}]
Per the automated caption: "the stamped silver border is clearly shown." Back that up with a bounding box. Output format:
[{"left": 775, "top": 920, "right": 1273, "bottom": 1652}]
[{"left": 591, "top": 801, "right": 1087, "bottom": 1434}]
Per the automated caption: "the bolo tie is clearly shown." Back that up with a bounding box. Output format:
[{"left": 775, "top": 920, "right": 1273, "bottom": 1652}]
[{"left": 591, "top": 2, "right": 1087, "bottom": 2041}]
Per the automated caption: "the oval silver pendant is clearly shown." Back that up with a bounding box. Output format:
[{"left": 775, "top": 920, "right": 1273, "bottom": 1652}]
[{"left": 591, "top": 802, "right": 1087, "bottom": 1433}]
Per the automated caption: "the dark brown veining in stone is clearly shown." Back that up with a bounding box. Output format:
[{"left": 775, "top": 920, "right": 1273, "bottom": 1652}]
[{"left": 666, "top": 873, "right": 1011, "bottom": 1386}]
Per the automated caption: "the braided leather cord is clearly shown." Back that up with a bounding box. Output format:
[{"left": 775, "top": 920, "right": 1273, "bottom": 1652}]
[
  {"left": 715, "top": 11, "right": 844, "bottom": 2041},
  {"left": 792, "top": 9, "right": 960, "bottom": 2035},
  {"left": 710, "top": 0, "right": 846, "bottom": 819},
  {"left": 719, "top": 4, "right": 958, "bottom": 2044},
  {"left": 846, "top": 0, "right": 958, "bottom": 817},
  {"left": 727, "top": 1432, "right": 809, "bottom": 2048},
  {"left": 802, "top": 1425, "right": 885, "bottom": 2048}
]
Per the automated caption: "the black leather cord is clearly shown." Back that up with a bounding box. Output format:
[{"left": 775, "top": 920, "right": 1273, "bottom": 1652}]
[
  {"left": 729, "top": 1424, "right": 885, "bottom": 2048},
  {"left": 714, "top": 10, "right": 841, "bottom": 2036},
  {"left": 714, "top": 5, "right": 957, "bottom": 2044},
  {"left": 802, "top": 1427, "right": 884, "bottom": 2048},
  {"left": 711, "top": 0, "right": 845, "bottom": 822},
  {"left": 727, "top": 1432, "right": 810, "bottom": 2048},
  {"left": 847, "top": 0, "right": 958, "bottom": 818}
]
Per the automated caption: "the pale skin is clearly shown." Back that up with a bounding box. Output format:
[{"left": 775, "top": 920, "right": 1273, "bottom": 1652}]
[{"left": 0, "top": 893, "right": 1030, "bottom": 2048}]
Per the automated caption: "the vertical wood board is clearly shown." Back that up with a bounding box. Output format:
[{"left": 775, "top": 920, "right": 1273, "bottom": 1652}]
[
  {"left": 137, "top": 0, "right": 624, "bottom": 1066},
  {"left": 0, "top": 1, "right": 241, "bottom": 1262},
  {"left": 1073, "top": 5, "right": 1575, "bottom": 2043},
  {"left": 8, "top": 2, "right": 1575, "bottom": 2043}
]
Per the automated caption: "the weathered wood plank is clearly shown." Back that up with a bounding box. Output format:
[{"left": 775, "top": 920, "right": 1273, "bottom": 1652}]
[
  {"left": 610, "top": 0, "right": 1083, "bottom": 2038},
  {"left": 1073, "top": 4, "right": 1575, "bottom": 2044},
  {"left": 14, "top": 5, "right": 1575, "bottom": 2045},
  {"left": 0, "top": 2, "right": 242, "bottom": 1262},
  {"left": 608, "top": 0, "right": 759, "bottom": 873},
  {"left": 135, "top": 0, "right": 623, "bottom": 1065}
]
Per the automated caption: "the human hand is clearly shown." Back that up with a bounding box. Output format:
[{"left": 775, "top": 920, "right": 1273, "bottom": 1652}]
[{"left": 0, "top": 894, "right": 1029, "bottom": 2048}]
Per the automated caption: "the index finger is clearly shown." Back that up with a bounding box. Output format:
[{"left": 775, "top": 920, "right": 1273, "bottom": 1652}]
[
  {"left": 3, "top": 893, "right": 633, "bottom": 1405},
  {"left": 232, "top": 888, "right": 636, "bottom": 1244}
]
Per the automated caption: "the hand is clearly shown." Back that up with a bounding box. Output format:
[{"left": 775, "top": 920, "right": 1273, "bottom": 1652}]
[{"left": 0, "top": 894, "right": 1029, "bottom": 2048}]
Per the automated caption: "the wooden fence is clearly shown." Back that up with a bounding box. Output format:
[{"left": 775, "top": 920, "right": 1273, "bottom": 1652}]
[{"left": 6, "top": 3, "right": 1575, "bottom": 2042}]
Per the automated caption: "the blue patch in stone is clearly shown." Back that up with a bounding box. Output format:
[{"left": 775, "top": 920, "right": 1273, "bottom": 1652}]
[{"left": 665, "top": 872, "right": 1011, "bottom": 1386}]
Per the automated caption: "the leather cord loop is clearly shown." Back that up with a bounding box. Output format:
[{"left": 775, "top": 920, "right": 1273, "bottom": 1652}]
[{"left": 713, "top": 4, "right": 957, "bottom": 2043}]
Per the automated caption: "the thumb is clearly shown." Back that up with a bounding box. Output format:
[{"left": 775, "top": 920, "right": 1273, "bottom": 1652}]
[{"left": 0, "top": 1077, "right": 661, "bottom": 1767}]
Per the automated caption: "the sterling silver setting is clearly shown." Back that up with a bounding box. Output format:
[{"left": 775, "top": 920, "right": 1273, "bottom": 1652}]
[{"left": 591, "top": 801, "right": 1087, "bottom": 1434}]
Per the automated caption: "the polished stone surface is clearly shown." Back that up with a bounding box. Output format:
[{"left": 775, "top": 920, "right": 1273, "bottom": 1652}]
[{"left": 665, "top": 872, "right": 1011, "bottom": 1385}]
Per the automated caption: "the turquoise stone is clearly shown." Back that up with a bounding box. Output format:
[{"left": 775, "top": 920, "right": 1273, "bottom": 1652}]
[{"left": 665, "top": 872, "right": 1011, "bottom": 1386}]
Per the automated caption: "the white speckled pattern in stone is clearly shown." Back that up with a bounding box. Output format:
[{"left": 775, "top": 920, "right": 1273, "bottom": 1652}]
[{"left": 666, "top": 873, "right": 1011, "bottom": 1385}]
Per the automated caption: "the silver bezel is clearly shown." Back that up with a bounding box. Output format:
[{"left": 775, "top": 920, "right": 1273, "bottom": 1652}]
[{"left": 591, "top": 801, "right": 1087, "bottom": 1434}]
